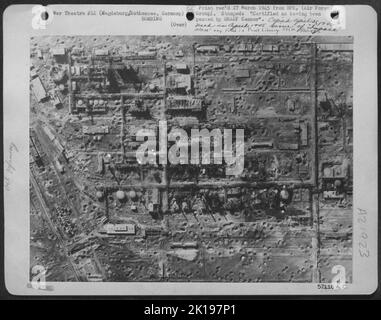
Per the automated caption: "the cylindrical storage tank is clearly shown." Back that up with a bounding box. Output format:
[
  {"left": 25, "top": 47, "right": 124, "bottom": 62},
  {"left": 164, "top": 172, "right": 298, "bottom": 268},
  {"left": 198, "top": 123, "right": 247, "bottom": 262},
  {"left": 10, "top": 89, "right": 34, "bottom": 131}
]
[
  {"left": 128, "top": 190, "right": 136, "bottom": 200},
  {"left": 280, "top": 189, "right": 289, "bottom": 201},
  {"left": 334, "top": 179, "right": 342, "bottom": 188},
  {"left": 96, "top": 191, "right": 104, "bottom": 200},
  {"left": 116, "top": 190, "right": 125, "bottom": 201}
]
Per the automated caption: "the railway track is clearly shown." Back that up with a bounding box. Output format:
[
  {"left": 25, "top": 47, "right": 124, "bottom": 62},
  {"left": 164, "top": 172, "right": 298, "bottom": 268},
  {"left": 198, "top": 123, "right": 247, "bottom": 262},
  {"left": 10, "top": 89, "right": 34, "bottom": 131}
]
[{"left": 30, "top": 167, "right": 83, "bottom": 281}]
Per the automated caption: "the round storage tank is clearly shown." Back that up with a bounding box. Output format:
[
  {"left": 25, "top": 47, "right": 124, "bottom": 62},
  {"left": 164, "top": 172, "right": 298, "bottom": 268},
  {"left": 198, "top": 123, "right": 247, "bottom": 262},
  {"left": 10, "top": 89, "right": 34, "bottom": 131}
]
[{"left": 116, "top": 190, "right": 125, "bottom": 200}]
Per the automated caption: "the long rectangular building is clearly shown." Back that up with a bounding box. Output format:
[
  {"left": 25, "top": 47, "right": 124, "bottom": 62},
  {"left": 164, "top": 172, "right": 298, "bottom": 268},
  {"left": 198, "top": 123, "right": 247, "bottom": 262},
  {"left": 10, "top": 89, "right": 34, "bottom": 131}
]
[{"left": 31, "top": 77, "right": 47, "bottom": 102}]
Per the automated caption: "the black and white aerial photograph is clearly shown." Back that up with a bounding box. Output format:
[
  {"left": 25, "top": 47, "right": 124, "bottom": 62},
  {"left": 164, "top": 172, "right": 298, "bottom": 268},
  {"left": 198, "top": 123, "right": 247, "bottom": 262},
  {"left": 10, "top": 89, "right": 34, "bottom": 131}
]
[{"left": 29, "top": 35, "right": 353, "bottom": 283}]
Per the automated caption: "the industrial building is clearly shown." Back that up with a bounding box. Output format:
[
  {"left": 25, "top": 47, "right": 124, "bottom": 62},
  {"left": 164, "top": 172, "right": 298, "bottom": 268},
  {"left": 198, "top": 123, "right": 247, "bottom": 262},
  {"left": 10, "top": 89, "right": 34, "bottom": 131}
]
[{"left": 29, "top": 35, "right": 353, "bottom": 283}]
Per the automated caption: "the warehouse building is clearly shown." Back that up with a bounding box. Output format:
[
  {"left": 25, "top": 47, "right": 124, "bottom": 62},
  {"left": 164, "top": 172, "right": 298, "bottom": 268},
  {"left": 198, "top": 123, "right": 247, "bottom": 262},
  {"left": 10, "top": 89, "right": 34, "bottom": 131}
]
[{"left": 31, "top": 77, "right": 48, "bottom": 102}]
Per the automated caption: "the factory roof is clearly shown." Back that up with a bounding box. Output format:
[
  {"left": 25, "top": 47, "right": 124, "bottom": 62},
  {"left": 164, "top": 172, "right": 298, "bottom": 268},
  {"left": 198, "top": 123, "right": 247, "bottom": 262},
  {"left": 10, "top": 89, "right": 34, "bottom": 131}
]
[
  {"left": 234, "top": 69, "right": 250, "bottom": 78},
  {"left": 51, "top": 48, "right": 66, "bottom": 56},
  {"left": 31, "top": 77, "right": 47, "bottom": 102},
  {"left": 196, "top": 45, "right": 218, "bottom": 52},
  {"left": 94, "top": 49, "right": 109, "bottom": 56},
  {"left": 105, "top": 223, "right": 136, "bottom": 235},
  {"left": 175, "top": 63, "right": 188, "bottom": 71}
]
